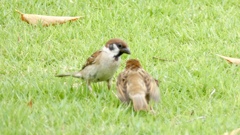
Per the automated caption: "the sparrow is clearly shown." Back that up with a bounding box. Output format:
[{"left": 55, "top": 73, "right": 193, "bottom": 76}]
[
  {"left": 116, "top": 59, "right": 160, "bottom": 111},
  {"left": 56, "top": 38, "right": 131, "bottom": 91}
]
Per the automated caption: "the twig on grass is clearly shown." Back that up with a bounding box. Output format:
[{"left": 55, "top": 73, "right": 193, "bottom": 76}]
[
  {"left": 187, "top": 116, "right": 206, "bottom": 123},
  {"left": 153, "top": 57, "right": 176, "bottom": 62}
]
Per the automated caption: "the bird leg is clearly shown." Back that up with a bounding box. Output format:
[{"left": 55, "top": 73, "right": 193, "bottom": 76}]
[
  {"left": 107, "top": 79, "right": 112, "bottom": 90},
  {"left": 86, "top": 80, "right": 92, "bottom": 91},
  {"left": 149, "top": 106, "right": 156, "bottom": 114}
]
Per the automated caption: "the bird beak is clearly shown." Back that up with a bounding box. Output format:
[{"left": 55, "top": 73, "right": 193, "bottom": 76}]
[{"left": 121, "top": 48, "right": 131, "bottom": 54}]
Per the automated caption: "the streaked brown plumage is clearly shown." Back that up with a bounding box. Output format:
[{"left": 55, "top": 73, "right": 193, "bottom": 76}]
[{"left": 116, "top": 59, "right": 160, "bottom": 111}]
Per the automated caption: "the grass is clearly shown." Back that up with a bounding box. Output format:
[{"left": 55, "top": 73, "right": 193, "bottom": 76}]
[{"left": 1, "top": 0, "right": 240, "bottom": 134}]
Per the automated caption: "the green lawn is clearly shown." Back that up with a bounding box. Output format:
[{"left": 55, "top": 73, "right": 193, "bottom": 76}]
[{"left": 1, "top": 0, "right": 240, "bottom": 134}]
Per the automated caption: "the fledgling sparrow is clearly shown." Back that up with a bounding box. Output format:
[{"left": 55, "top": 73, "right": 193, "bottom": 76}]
[
  {"left": 56, "top": 38, "right": 131, "bottom": 91},
  {"left": 116, "top": 59, "right": 160, "bottom": 111}
]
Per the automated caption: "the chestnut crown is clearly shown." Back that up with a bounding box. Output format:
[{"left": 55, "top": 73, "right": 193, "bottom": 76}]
[{"left": 125, "top": 59, "right": 142, "bottom": 70}]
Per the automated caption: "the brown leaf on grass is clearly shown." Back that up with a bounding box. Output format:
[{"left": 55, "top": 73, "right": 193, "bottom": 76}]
[
  {"left": 216, "top": 54, "right": 240, "bottom": 65},
  {"left": 15, "top": 10, "right": 84, "bottom": 26},
  {"left": 27, "top": 99, "right": 33, "bottom": 108},
  {"left": 224, "top": 128, "right": 240, "bottom": 135}
]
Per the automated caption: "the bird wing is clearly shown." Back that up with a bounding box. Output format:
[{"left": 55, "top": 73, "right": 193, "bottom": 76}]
[
  {"left": 81, "top": 50, "right": 102, "bottom": 70},
  {"left": 139, "top": 69, "right": 160, "bottom": 102},
  {"left": 116, "top": 71, "right": 130, "bottom": 103}
]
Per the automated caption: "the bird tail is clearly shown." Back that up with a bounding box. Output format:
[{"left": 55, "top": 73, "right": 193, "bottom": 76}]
[
  {"left": 55, "top": 72, "right": 82, "bottom": 78},
  {"left": 131, "top": 94, "right": 149, "bottom": 111}
]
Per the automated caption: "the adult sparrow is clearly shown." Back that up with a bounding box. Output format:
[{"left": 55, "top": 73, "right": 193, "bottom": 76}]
[
  {"left": 56, "top": 38, "right": 131, "bottom": 91},
  {"left": 116, "top": 59, "right": 160, "bottom": 111}
]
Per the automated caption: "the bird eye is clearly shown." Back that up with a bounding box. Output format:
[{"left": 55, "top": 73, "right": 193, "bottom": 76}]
[{"left": 117, "top": 44, "right": 122, "bottom": 48}]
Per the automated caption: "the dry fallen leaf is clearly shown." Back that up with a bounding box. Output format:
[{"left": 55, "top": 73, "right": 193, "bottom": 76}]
[
  {"left": 216, "top": 54, "right": 240, "bottom": 65},
  {"left": 16, "top": 10, "right": 83, "bottom": 26},
  {"left": 224, "top": 128, "right": 240, "bottom": 135}
]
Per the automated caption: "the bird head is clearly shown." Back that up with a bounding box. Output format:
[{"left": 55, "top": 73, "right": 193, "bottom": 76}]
[{"left": 105, "top": 38, "right": 131, "bottom": 59}]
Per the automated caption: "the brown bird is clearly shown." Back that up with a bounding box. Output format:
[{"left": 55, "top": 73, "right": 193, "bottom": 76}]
[
  {"left": 116, "top": 59, "right": 160, "bottom": 111},
  {"left": 56, "top": 38, "right": 131, "bottom": 91}
]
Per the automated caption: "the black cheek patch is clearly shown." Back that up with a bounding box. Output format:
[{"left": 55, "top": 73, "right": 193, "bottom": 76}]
[{"left": 109, "top": 44, "right": 114, "bottom": 50}]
